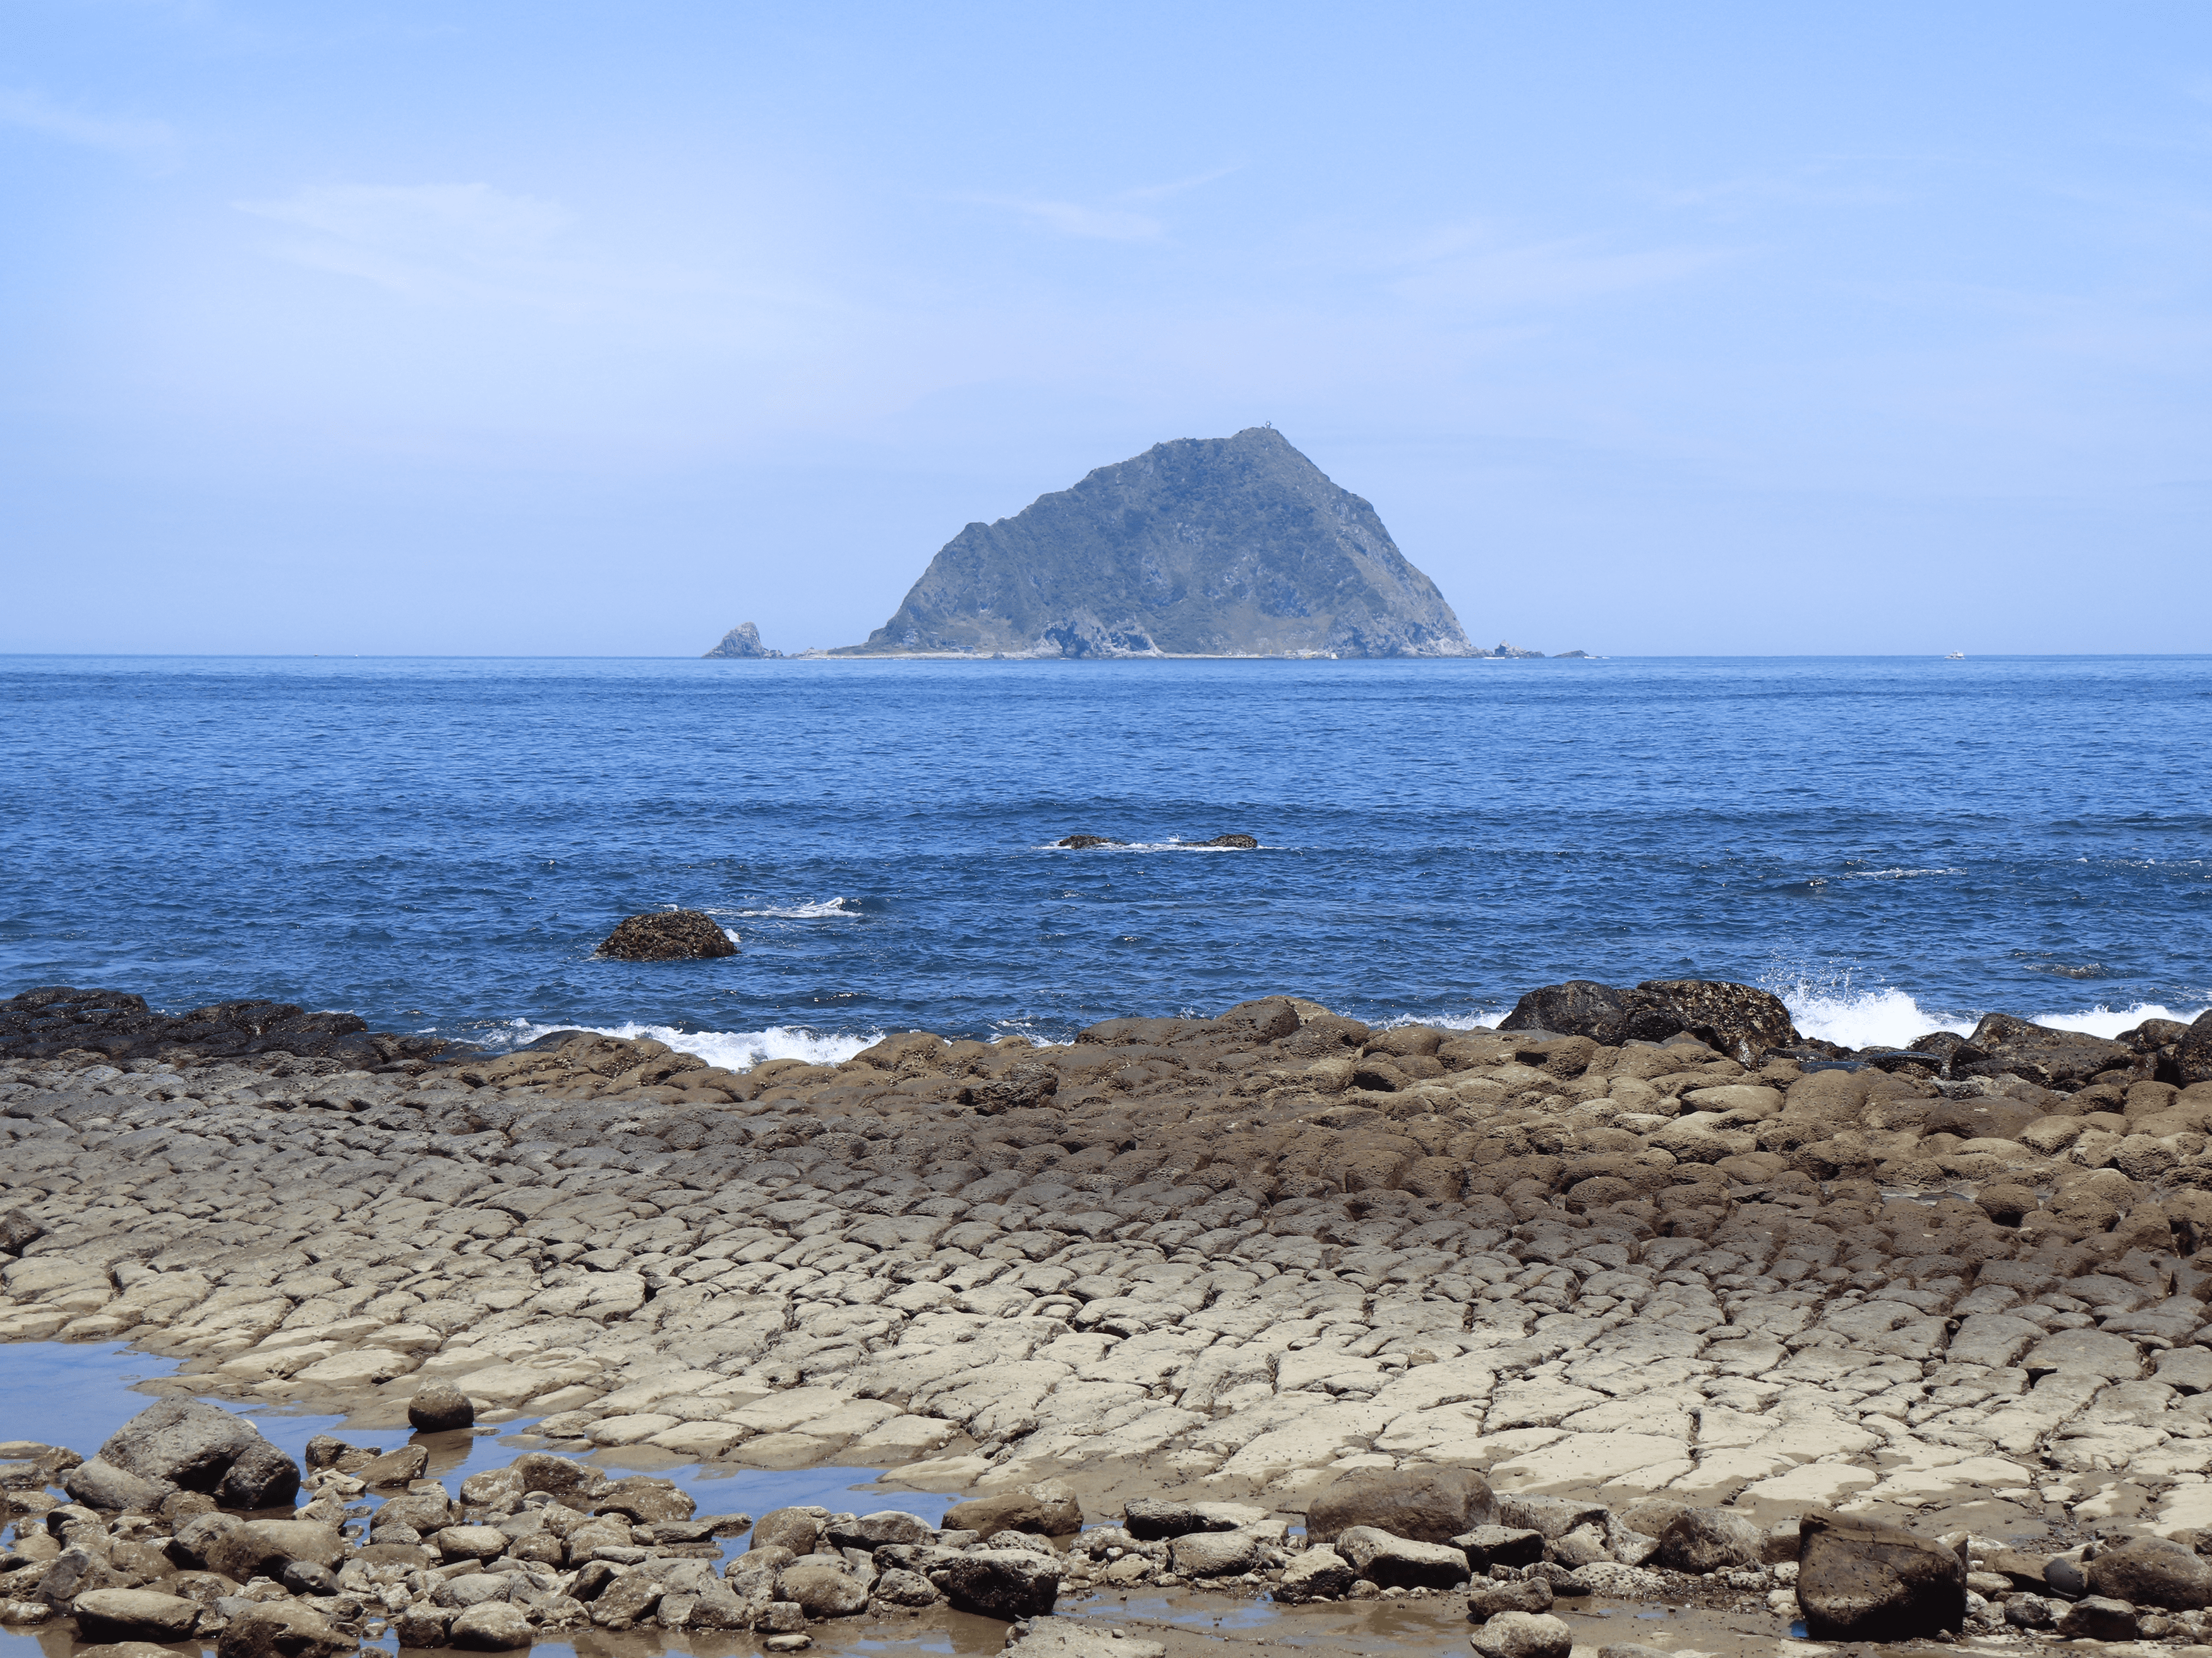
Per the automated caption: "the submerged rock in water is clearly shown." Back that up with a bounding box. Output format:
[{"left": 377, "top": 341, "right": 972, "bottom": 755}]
[
  {"left": 1055, "top": 834, "right": 1123, "bottom": 848},
  {"left": 597, "top": 909, "right": 738, "bottom": 961},
  {"left": 1198, "top": 832, "right": 1258, "bottom": 848}
]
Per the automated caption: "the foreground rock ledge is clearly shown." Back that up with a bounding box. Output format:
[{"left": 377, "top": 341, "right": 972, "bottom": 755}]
[{"left": 8, "top": 987, "right": 2212, "bottom": 1650}]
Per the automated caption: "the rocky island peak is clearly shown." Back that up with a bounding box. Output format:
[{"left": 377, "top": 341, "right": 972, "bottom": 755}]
[{"left": 836, "top": 426, "right": 1476, "bottom": 659}]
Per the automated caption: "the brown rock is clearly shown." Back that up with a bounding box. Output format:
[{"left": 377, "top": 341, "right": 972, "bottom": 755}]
[
  {"left": 2086, "top": 1534, "right": 2212, "bottom": 1609},
  {"left": 213, "top": 1601, "right": 354, "bottom": 1658},
  {"left": 407, "top": 1383, "right": 476, "bottom": 1433},
  {"left": 1307, "top": 1465, "right": 1497, "bottom": 1544},
  {"left": 596, "top": 910, "right": 736, "bottom": 961},
  {"left": 943, "top": 1481, "right": 1082, "bottom": 1537},
  {"left": 202, "top": 1520, "right": 345, "bottom": 1585},
  {"left": 1796, "top": 1509, "right": 1965, "bottom": 1640},
  {"left": 71, "top": 1589, "right": 202, "bottom": 1642}
]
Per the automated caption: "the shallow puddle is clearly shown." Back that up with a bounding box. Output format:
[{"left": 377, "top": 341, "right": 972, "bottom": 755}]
[{"left": 4, "top": 1343, "right": 1841, "bottom": 1658}]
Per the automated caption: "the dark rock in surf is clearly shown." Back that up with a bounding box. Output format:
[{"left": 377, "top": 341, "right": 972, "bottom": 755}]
[
  {"left": 1199, "top": 833, "right": 1258, "bottom": 848},
  {"left": 0, "top": 985, "right": 457, "bottom": 1067},
  {"left": 836, "top": 427, "right": 1476, "bottom": 659},
  {"left": 1500, "top": 982, "right": 1638, "bottom": 1046},
  {"left": 598, "top": 910, "right": 738, "bottom": 961},
  {"left": 1951, "top": 1012, "right": 2139, "bottom": 1090},
  {"left": 1637, "top": 980, "right": 1798, "bottom": 1064},
  {"left": 2180, "top": 1011, "right": 2212, "bottom": 1086},
  {"left": 1056, "top": 834, "right": 1124, "bottom": 849},
  {"left": 1499, "top": 978, "right": 1797, "bottom": 1066}
]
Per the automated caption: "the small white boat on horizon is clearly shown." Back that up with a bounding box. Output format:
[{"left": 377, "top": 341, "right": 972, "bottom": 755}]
[{"left": 1945, "top": 651, "right": 1966, "bottom": 659}]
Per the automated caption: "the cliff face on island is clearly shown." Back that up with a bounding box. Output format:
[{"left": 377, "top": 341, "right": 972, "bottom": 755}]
[{"left": 837, "top": 427, "right": 1474, "bottom": 658}]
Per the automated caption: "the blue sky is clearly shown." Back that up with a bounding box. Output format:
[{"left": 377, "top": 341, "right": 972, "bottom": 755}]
[{"left": 4, "top": 2, "right": 2208, "bottom": 654}]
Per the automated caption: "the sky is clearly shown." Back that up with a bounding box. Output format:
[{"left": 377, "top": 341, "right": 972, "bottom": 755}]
[{"left": 3, "top": 1, "right": 2209, "bottom": 656}]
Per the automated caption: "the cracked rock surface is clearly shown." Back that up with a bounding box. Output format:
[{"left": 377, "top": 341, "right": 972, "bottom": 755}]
[{"left": 10, "top": 989, "right": 2212, "bottom": 1649}]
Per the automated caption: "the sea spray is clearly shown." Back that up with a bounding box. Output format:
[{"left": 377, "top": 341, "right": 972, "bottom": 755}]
[{"left": 495, "top": 1019, "right": 882, "bottom": 1073}]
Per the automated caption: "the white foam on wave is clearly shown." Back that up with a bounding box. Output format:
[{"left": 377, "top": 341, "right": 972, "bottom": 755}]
[
  {"left": 1778, "top": 983, "right": 1973, "bottom": 1050},
  {"left": 495, "top": 1018, "right": 881, "bottom": 1072},
  {"left": 2026, "top": 1002, "right": 2209, "bottom": 1040},
  {"left": 1770, "top": 967, "right": 2209, "bottom": 1049},
  {"left": 1837, "top": 867, "right": 1964, "bottom": 880},
  {"left": 1038, "top": 840, "right": 1266, "bottom": 853},
  {"left": 733, "top": 898, "right": 861, "bottom": 920},
  {"left": 1374, "top": 1009, "right": 1507, "bottom": 1032}
]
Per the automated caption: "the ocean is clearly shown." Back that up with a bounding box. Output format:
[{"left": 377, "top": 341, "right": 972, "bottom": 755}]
[{"left": 3, "top": 654, "right": 2206, "bottom": 1069}]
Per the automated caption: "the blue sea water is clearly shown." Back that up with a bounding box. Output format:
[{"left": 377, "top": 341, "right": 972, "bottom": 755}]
[{"left": 3, "top": 655, "right": 2207, "bottom": 1068}]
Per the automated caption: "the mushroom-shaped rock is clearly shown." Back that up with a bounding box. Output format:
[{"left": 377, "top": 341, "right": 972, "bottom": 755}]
[
  {"left": 1467, "top": 1577, "right": 1556, "bottom": 1622},
  {"left": 597, "top": 910, "right": 736, "bottom": 961}
]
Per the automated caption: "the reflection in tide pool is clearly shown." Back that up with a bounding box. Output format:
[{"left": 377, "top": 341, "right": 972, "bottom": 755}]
[{"left": 0, "top": 1342, "right": 961, "bottom": 1658}]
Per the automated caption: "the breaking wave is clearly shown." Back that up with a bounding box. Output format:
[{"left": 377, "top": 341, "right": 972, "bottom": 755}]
[
  {"left": 492, "top": 1018, "right": 882, "bottom": 1072},
  {"left": 732, "top": 898, "right": 863, "bottom": 919}
]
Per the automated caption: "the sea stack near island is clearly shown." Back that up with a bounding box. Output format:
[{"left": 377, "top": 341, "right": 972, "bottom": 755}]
[{"left": 836, "top": 426, "right": 1476, "bottom": 659}]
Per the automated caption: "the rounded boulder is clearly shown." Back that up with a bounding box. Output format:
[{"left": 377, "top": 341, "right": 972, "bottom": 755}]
[
  {"left": 1654, "top": 1508, "right": 1765, "bottom": 1574},
  {"left": 1796, "top": 1510, "right": 1966, "bottom": 1640},
  {"left": 1307, "top": 1465, "right": 1497, "bottom": 1546},
  {"left": 597, "top": 910, "right": 736, "bottom": 961},
  {"left": 778, "top": 1564, "right": 869, "bottom": 1619},
  {"left": 409, "top": 1382, "right": 476, "bottom": 1433},
  {"left": 450, "top": 1602, "right": 536, "bottom": 1650},
  {"left": 2087, "top": 1535, "right": 2212, "bottom": 1610},
  {"left": 71, "top": 1590, "right": 202, "bottom": 1643},
  {"left": 1470, "top": 1610, "right": 1574, "bottom": 1658}
]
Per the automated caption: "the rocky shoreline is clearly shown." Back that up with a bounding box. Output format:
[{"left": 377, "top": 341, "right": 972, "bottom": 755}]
[{"left": 6, "top": 978, "right": 2212, "bottom": 1655}]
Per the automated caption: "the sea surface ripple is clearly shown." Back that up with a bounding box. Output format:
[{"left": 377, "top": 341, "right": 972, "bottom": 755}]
[{"left": 3, "top": 654, "right": 2206, "bottom": 1067}]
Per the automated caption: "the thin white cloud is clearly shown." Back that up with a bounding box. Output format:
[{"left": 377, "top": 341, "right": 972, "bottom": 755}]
[
  {"left": 959, "top": 165, "right": 1237, "bottom": 241},
  {"left": 234, "top": 183, "right": 579, "bottom": 301},
  {"left": 0, "top": 87, "right": 176, "bottom": 164},
  {"left": 973, "top": 196, "right": 1163, "bottom": 241},
  {"left": 1391, "top": 226, "right": 1732, "bottom": 309},
  {"left": 1117, "top": 163, "right": 1243, "bottom": 203},
  {"left": 239, "top": 183, "right": 572, "bottom": 255}
]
